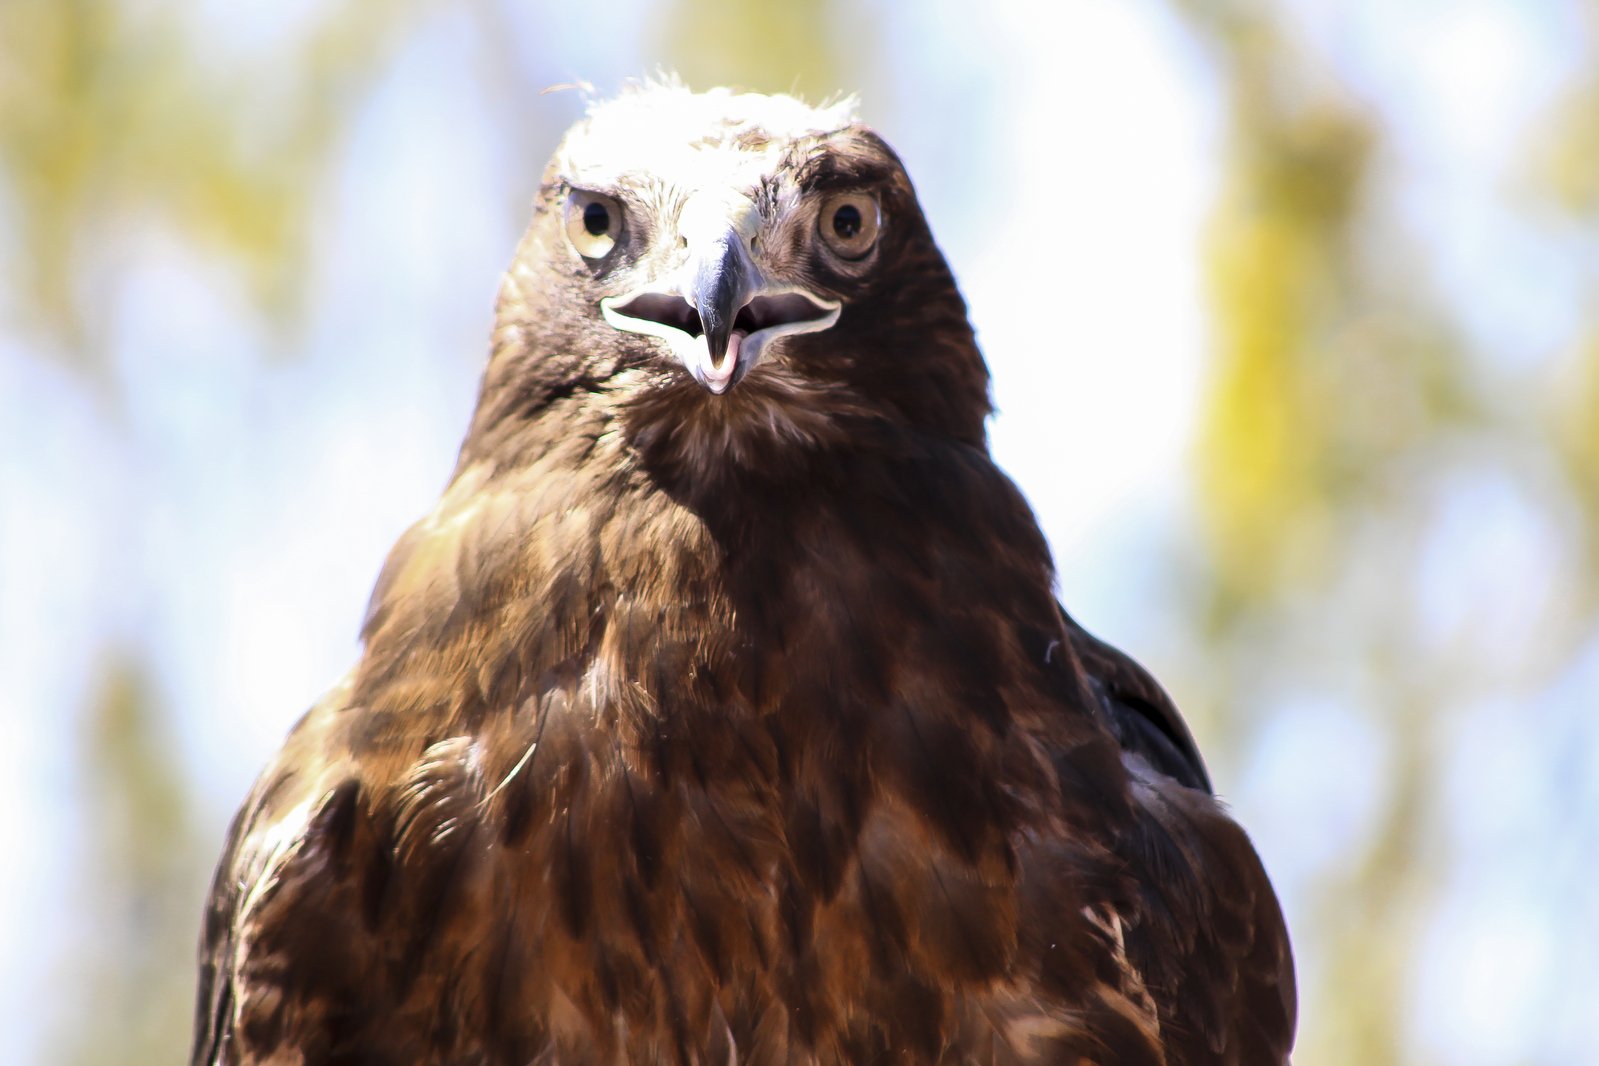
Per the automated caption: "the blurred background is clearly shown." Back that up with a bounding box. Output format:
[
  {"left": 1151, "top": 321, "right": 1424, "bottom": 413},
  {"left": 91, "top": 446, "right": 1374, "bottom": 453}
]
[{"left": 2, "top": 0, "right": 1596, "bottom": 1062}]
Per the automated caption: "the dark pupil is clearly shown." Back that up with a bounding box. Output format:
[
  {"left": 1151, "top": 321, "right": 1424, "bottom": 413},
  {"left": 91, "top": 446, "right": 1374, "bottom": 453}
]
[
  {"left": 832, "top": 203, "right": 862, "bottom": 239},
  {"left": 582, "top": 201, "right": 610, "bottom": 237}
]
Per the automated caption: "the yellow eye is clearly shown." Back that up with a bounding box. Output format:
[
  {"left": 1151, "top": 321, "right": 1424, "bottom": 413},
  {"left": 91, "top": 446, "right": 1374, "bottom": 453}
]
[
  {"left": 817, "top": 192, "right": 880, "bottom": 260},
  {"left": 564, "top": 189, "right": 623, "bottom": 259}
]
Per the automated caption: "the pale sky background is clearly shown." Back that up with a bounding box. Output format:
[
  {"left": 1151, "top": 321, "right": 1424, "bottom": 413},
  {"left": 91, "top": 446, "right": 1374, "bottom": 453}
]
[{"left": 2, "top": 1, "right": 1595, "bottom": 1063}]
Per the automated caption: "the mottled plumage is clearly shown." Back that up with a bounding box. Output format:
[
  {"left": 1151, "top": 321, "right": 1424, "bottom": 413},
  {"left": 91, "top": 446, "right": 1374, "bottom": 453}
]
[{"left": 194, "top": 83, "right": 1295, "bottom": 1065}]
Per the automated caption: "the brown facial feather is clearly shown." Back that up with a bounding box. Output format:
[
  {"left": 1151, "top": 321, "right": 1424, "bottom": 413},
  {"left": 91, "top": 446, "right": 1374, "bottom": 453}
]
[{"left": 194, "top": 84, "right": 1294, "bottom": 1066}]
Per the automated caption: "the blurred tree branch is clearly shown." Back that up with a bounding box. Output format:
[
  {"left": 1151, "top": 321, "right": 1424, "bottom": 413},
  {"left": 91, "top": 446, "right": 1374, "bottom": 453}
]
[
  {"left": 1544, "top": 1, "right": 1599, "bottom": 592},
  {"left": 1168, "top": 6, "right": 1484, "bottom": 1064},
  {"left": 54, "top": 657, "right": 198, "bottom": 1065}
]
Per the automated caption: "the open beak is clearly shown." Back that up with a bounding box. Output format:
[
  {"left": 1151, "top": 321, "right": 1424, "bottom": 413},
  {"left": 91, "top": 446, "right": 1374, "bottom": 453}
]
[{"left": 600, "top": 195, "right": 840, "bottom": 394}]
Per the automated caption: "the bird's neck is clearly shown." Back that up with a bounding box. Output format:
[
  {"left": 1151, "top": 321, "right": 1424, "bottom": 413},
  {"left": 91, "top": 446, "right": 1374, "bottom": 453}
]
[{"left": 356, "top": 387, "right": 1053, "bottom": 747}]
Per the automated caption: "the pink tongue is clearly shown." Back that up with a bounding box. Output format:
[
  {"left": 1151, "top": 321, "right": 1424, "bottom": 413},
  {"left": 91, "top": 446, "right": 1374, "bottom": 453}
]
[{"left": 701, "top": 331, "right": 742, "bottom": 394}]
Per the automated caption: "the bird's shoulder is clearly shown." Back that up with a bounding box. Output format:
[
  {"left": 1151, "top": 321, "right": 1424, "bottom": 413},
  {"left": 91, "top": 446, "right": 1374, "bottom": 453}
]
[
  {"left": 195, "top": 670, "right": 519, "bottom": 1064},
  {"left": 1034, "top": 617, "right": 1296, "bottom": 1064},
  {"left": 192, "top": 678, "right": 384, "bottom": 1065},
  {"left": 1110, "top": 760, "right": 1299, "bottom": 1065}
]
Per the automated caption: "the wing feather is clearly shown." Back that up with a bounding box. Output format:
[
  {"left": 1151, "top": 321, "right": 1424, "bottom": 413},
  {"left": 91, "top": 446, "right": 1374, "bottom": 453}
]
[{"left": 1060, "top": 604, "right": 1213, "bottom": 793}]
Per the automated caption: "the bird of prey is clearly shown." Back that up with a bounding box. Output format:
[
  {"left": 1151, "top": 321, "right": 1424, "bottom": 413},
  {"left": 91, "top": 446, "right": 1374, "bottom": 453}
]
[{"left": 193, "top": 83, "right": 1295, "bottom": 1065}]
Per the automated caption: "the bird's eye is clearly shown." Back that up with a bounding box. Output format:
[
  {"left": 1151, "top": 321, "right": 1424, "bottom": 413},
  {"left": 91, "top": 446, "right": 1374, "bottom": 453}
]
[
  {"left": 817, "top": 192, "right": 880, "bottom": 260},
  {"left": 564, "top": 189, "right": 623, "bottom": 260}
]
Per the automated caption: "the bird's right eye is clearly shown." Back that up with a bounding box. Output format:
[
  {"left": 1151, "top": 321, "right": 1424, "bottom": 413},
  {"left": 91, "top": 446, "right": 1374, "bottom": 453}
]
[
  {"left": 564, "top": 190, "right": 623, "bottom": 260},
  {"left": 817, "top": 192, "right": 880, "bottom": 260}
]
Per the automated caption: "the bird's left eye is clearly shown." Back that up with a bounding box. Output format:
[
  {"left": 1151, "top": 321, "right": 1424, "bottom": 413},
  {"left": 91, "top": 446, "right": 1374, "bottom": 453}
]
[
  {"left": 564, "top": 189, "right": 623, "bottom": 260},
  {"left": 818, "top": 192, "right": 881, "bottom": 260}
]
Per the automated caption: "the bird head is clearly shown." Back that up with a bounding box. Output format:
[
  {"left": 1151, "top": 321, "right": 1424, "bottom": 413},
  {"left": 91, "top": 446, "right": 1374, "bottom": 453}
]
[{"left": 471, "top": 82, "right": 991, "bottom": 469}]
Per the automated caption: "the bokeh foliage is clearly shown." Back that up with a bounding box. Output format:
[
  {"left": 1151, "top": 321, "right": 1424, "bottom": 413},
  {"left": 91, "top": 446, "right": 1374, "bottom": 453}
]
[
  {"left": 1176, "top": 10, "right": 1453, "bottom": 1062},
  {"left": 0, "top": 0, "right": 430, "bottom": 374},
  {"left": 0, "top": 1, "right": 431, "bottom": 1060},
  {"left": 1177, "top": 2, "right": 1599, "bottom": 1063}
]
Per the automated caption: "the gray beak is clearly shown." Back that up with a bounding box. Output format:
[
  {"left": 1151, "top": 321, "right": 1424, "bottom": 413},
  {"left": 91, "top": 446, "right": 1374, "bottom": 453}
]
[{"left": 689, "top": 228, "right": 755, "bottom": 393}]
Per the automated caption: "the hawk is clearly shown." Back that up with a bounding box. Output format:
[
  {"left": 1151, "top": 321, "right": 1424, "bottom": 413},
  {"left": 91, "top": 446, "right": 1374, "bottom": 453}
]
[{"left": 193, "top": 83, "right": 1295, "bottom": 1065}]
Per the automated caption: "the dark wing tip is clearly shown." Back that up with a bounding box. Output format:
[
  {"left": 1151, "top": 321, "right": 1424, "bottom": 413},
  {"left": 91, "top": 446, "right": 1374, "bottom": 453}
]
[{"left": 1058, "top": 604, "right": 1213, "bottom": 793}]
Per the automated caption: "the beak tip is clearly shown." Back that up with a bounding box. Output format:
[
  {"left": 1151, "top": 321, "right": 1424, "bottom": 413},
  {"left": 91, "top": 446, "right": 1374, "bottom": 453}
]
[{"left": 693, "top": 331, "right": 743, "bottom": 395}]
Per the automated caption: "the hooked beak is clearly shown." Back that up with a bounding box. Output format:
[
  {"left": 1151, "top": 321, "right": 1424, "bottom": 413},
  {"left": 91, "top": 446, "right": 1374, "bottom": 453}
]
[
  {"left": 600, "top": 195, "right": 840, "bottom": 394},
  {"left": 692, "top": 232, "right": 752, "bottom": 386}
]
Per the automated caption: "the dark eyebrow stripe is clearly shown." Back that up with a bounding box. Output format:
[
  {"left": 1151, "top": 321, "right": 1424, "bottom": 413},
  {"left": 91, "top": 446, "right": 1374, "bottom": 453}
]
[{"left": 794, "top": 153, "right": 898, "bottom": 193}]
